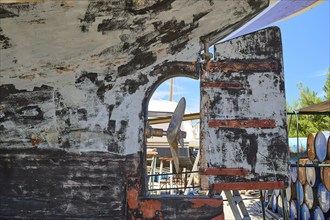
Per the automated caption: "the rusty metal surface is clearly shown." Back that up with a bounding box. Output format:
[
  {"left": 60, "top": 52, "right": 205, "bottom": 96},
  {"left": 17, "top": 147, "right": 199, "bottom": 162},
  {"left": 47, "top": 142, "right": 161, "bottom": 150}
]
[
  {"left": 203, "top": 59, "right": 280, "bottom": 73},
  {"left": 200, "top": 168, "right": 249, "bottom": 177},
  {"left": 211, "top": 181, "right": 285, "bottom": 191},
  {"left": 201, "top": 81, "right": 244, "bottom": 89},
  {"left": 200, "top": 27, "right": 289, "bottom": 189},
  {"left": 127, "top": 178, "right": 224, "bottom": 220},
  {"left": 208, "top": 119, "right": 276, "bottom": 129}
]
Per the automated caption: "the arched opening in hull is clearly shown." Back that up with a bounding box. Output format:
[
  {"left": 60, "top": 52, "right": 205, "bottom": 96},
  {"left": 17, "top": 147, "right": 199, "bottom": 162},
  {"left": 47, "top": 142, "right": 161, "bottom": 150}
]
[{"left": 145, "top": 76, "right": 201, "bottom": 195}]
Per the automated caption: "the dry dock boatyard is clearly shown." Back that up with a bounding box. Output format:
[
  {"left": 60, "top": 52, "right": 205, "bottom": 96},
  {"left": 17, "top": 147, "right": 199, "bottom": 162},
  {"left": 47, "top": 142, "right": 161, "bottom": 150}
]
[{"left": 0, "top": 0, "right": 329, "bottom": 219}]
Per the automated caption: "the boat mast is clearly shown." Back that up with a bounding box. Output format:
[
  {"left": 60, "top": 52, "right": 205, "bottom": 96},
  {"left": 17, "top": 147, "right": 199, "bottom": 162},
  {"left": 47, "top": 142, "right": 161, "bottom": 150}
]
[{"left": 169, "top": 78, "right": 174, "bottom": 102}]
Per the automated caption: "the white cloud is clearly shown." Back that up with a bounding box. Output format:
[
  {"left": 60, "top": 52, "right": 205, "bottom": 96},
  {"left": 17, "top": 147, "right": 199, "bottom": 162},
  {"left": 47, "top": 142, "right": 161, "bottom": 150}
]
[
  {"left": 151, "top": 90, "right": 184, "bottom": 100},
  {"left": 306, "top": 69, "right": 328, "bottom": 78}
]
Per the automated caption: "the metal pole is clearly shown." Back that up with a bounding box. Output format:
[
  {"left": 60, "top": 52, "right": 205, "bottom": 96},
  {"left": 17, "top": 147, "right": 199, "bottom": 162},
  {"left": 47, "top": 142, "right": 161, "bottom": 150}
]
[
  {"left": 170, "top": 159, "right": 173, "bottom": 194},
  {"left": 260, "top": 190, "right": 266, "bottom": 220},
  {"left": 169, "top": 78, "right": 174, "bottom": 102},
  {"left": 294, "top": 111, "right": 300, "bottom": 220},
  {"left": 157, "top": 160, "right": 163, "bottom": 195}
]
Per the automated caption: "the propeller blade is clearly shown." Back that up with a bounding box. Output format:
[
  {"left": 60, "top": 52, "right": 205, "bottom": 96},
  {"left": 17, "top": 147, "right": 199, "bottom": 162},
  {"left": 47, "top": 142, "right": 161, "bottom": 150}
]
[
  {"left": 166, "top": 97, "right": 186, "bottom": 173},
  {"left": 169, "top": 140, "right": 180, "bottom": 173},
  {"left": 167, "top": 97, "right": 186, "bottom": 143}
]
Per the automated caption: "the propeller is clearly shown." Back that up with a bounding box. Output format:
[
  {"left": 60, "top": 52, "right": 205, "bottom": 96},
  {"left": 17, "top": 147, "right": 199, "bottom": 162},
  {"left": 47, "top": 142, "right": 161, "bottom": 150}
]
[
  {"left": 166, "top": 97, "right": 186, "bottom": 173},
  {"left": 145, "top": 97, "right": 187, "bottom": 173}
]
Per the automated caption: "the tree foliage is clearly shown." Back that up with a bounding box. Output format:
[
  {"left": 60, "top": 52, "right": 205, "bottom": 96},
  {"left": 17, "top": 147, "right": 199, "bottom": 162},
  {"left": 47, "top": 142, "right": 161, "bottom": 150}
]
[
  {"left": 287, "top": 69, "right": 330, "bottom": 137},
  {"left": 323, "top": 68, "right": 330, "bottom": 100}
]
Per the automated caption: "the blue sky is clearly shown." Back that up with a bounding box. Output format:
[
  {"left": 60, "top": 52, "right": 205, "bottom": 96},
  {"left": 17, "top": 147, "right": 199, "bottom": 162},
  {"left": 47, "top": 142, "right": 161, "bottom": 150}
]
[
  {"left": 151, "top": 1, "right": 330, "bottom": 112},
  {"left": 276, "top": 1, "right": 330, "bottom": 106}
]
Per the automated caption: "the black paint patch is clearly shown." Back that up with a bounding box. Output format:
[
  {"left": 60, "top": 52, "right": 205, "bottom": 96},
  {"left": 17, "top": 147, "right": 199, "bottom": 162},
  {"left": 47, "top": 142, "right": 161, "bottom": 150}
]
[
  {"left": 97, "top": 17, "right": 128, "bottom": 33},
  {"left": 59, "top": 139, "right": 70, "bottom": 149},
  {"left": 193, "top": 11, "right": 210, "bottom": 22},
  {"left": 32, "top": 84, "right": 53, "bottom": 91},
  {"left": 76, "top": 71, "right": 98, "bottom": 84},
  {"left": 98, "top": 45, "right": 122, "bottom": 57},
  {"left": 0, "top": 85, "right": 53, "bottom": 126},
  {"left": 132, "top": 16, "right": 148, "bottom": 26},
  {"left": 0, "top": 149, "right": 141, "bottom": 218},
  {"left": 0, "top": 8, "right": 18, "bottom": 19},
  {"left": 153, "top": 18, "right": 197, "bottom": 54},
  {"left": 267, "top": 135, "right": 288, "bottom": 162},
  {"left": 104, "top": 74, "right": 113, "bottom": 82},
  {"left": 77, "top": 108, "right": 87, "bottom": 121},
  {"left": 55, "top": 90, "right": 71, "bottom": 149},
  {"left": 168, "top": 38, "right": 189, "bottom": 55},
  {"left": 0, "top": 28, "right": 12, "bottom": 49},
  {"left": 0, "top": 84, "right": 26, "bottom": 100},
  {"left": 154, "top": 19, "right": 193, "bottom": 43},
  {"left": 153, "top": 196, "right": 223, "bottom": 220},
  {"left": 118, "top": 51, "right": 156, "bottom": 77},
  {"left": 107, "top": 119, "right": 116, "bottom": 134},
  {"left": 221, "top": 128, "right": 258, "bottom": 172},
  {"left": 247, "top": 0, "right": 266, "bottom": 10},
  {"left": 80, "top": 1, "right": 126, "bottom": 32},
  {"left": 97, "top": 84, "right": 113, "bottom": 102},
  {"left": 127, "top": 0, "right": 175, "bottom": 15},
  {"left": 118, "top": 120, "right": 128, "bottom": 142},
  {"left": 123, "top": 74, "right": 149, "bottom": 95},
  {"left": 135, "top": 32, "right": 158, "bottom": 49}
]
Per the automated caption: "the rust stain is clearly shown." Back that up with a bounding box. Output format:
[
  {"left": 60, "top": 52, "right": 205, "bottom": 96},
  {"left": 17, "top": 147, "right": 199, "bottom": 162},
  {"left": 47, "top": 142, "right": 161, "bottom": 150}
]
[
  {"left": 40, "top": 62, "right": 53, "bottom": 68},
  {"left": 29, "top": 19, "right": 46, "bottom": 24},
  {"left": 208, "top": 119, "right": 276, "bottom": 128},
  {"left": 156, "top": 48, "right": 166, "bottom": 54},
  {"left": 31, "top": 135, "right": 42, "bottom": 146},
  {"left": 200, "top": 175, "right": 209, "bottom": 190},
  {"left": 38, "top": 72, "right": 47, "bottom": 78},
  {"left": 201, "top": 168, "right": 249, "bottom": 176},
  {"left": 201, "top": 82, "right": 243, "bottom": 89},
  {"left": 114, "top": 56, "right": 128, "bottom": 61},
  {"left": 19, "top": 73, "right": 36, "bottom": 80},
  {"left": 106, "top": 62, "right": 115, "bottom": 67},
  {"left": 205, "top": 59, "right": 279, "bottom": 73},
  {"left": 55, "top": 66, "right": 74, "bottom": 73},
  {"left": 140, "top": 200, "right": 161, "bottom": 219},
  {"left": 127, "top": 189, "right": 139, "bottom": 209},
  {"left": 211, "top": 181, "right": 284, "bottom": 191},
  {"left": 190, "top": 198, "right": 223, "bottom": 208}
]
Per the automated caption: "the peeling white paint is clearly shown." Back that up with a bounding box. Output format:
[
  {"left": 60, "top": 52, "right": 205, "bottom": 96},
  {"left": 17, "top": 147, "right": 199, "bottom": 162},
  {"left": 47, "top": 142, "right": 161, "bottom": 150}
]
[{"left": 0, "top": 0, "right": 269, "bottom": 157}]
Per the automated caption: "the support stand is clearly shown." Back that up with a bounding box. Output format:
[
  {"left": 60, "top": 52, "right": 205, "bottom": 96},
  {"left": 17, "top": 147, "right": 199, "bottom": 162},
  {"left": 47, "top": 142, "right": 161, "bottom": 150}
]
[{"left": 224, "top": 190, "right": 251, "bottom": 220}]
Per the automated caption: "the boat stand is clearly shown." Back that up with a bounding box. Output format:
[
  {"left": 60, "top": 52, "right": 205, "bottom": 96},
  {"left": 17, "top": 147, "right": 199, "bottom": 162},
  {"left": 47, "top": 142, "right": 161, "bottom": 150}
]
[{"left": 224, "top": 190, "right": 251, "bottom": 220}]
